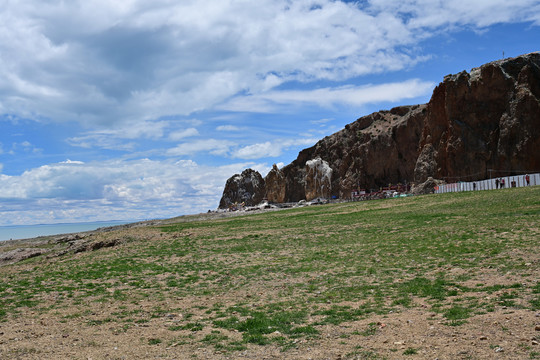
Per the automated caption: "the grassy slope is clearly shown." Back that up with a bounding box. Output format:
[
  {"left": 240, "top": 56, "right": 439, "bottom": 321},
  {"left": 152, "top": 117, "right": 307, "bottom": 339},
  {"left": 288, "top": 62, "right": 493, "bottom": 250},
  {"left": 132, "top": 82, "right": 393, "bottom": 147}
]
[{"left": 0, "top": 187, "right": 539, "bottom": 358}]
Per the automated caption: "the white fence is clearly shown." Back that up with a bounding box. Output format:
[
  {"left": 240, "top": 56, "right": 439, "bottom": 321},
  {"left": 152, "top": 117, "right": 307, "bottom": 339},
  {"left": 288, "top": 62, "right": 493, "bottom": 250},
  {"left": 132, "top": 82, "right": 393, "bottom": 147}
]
[{"left": 435, "top": 173, "right": 540, "bottom": 194}]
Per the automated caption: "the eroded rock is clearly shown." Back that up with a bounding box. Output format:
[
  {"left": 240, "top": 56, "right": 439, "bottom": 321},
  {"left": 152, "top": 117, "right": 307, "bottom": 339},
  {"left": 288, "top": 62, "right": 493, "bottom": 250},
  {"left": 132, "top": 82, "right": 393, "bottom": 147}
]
[
  {"left": 0, "top": 248, "right": 47, "bottom": 265},
  {"left": 219, "top": 169, "right": 265, "bottom": 209}
]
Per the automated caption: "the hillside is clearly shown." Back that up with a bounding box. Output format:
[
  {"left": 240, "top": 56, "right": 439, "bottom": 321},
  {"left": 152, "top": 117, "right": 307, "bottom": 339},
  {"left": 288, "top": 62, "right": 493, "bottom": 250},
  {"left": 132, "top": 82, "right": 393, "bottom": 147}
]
[
  {"left": 1, "top": 187, "right": 539, "bottom": 359},
  {"left": 220, "top": 52, "right": 540, "bottom": 208}
]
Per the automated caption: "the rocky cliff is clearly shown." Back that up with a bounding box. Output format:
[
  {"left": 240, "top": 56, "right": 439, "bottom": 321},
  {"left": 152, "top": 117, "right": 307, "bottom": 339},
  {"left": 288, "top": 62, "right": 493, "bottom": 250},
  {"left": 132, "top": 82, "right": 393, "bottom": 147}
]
[
  {"left": 415, "top": 53, "right": 540, "bottom": 182},
  {"left": 219, "top": 52, "right": 540, "bottom": 208}
]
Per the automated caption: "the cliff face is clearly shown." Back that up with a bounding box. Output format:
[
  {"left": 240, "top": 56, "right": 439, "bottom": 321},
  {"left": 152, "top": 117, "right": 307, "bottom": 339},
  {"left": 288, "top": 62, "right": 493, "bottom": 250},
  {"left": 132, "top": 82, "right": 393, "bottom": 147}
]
[
  {"left": 415, "top": 53, "right": 540, "bottom": 182},
  {"left": 219, "top": 53, "right": 540, "bottom": 208}
]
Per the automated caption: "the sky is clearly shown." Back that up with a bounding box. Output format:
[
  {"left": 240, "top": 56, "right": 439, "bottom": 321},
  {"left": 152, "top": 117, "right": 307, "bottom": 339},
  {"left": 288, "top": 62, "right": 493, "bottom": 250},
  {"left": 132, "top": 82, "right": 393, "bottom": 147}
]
[{"left": 1, "top": 0, "right": 539, "bottom": 226}]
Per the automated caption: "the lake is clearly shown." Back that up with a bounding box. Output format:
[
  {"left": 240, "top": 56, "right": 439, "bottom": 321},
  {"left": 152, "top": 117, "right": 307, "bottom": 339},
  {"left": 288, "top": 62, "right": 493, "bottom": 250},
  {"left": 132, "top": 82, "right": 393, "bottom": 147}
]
[{"left": 0, "top": 221, "right": 134, "bottom": 241}]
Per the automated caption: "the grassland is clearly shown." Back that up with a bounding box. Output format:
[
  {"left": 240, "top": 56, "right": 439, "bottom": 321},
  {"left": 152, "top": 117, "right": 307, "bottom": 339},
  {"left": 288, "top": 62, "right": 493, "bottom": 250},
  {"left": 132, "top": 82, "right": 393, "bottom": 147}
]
[{"left": 0, "top": 187, "right": 539, "bottom": 359}]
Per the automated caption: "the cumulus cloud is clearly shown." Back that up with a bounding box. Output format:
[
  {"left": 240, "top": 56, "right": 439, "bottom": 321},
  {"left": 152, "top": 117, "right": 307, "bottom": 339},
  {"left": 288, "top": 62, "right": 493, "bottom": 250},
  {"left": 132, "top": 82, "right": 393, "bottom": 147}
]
[
  {"left": 2, "top": 1, "right": 536, "bottom": 129},
  {"left": 0, "top": 158, "right": 268, "bottom": 225},
  {"left": 1, "top": 1, "right": 539, "bottom": 226}
]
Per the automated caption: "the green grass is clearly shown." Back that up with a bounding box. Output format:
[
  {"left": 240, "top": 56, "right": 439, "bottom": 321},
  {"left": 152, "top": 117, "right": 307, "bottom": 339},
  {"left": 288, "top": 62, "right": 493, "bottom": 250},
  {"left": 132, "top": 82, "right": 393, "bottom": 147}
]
[
  {"left": 1, "top": 186, "right": 539, "bottom": 355},
  {"left": 148, "top": 338, "right": 162, "bottom": 345},
  {"left": 403, "top": 347, "right": 418, "bottom": 355}
]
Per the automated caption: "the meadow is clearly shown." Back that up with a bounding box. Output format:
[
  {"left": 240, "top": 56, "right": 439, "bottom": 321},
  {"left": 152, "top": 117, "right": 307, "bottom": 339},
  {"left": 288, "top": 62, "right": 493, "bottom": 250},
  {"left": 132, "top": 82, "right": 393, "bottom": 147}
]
[{"left": 0, "top": 187, "right": 539, "bottom": 359}]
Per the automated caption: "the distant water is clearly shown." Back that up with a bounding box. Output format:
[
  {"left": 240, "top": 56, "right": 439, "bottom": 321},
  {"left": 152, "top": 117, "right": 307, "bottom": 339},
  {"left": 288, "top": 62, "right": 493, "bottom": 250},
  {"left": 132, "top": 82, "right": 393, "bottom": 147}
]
[{"left": 0, "top": 221, "right": 134, "bottom": 242}]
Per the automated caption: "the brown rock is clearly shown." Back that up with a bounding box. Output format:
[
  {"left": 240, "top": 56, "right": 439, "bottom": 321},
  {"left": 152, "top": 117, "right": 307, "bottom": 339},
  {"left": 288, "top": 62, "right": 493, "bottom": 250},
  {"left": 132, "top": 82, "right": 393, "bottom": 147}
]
[
  {"left": 219, "top": 52, "right": 540, "bottom": 206},
  {"left": 415, "top": 52, "right": 540, "bottom": 183},
  {"left": 265, "top": 164, "right": 287, "bottom": 203},
  {"left": 219, "top": 169, "right": 265, "bottom": 208}
]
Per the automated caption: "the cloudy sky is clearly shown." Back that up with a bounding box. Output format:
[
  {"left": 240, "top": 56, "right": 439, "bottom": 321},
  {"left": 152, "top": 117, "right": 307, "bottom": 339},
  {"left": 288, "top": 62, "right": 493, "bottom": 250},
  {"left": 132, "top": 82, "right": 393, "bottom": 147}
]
[{"left": 1, "top": 0, "right": 539, "bottom": 226}]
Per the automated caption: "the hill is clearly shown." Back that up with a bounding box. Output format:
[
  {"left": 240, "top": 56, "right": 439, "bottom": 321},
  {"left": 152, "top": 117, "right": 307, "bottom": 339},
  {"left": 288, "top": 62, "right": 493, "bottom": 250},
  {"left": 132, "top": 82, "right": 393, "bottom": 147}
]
[
  {"left": 220, "top": 52, "right": 540, "bottom": 208},
  {"left": 1, "top": 187, "right": 539, "bottom": 359}
]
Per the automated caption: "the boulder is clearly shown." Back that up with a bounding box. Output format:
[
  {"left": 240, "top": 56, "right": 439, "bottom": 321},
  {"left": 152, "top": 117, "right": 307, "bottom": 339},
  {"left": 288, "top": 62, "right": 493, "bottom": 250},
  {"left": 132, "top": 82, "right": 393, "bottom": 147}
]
[{"left": 219, "top": 169, "right": 265, "bottom": 209}]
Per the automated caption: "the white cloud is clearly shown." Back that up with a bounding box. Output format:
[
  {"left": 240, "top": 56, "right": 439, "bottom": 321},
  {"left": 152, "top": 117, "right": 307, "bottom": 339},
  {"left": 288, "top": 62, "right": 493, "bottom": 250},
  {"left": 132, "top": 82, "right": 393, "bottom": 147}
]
[
  {"left": 0, "top": 158, "right": 267, "bottom": 225},
  {"left": 166, "top": 139, "right": 234, "bottom": 156},
  {"left": 221, "top": 80, "right": 436, "bottom": 113},
  {"left": 168, "top": 128, "right": 199, "bottom": 141},
  {"left": 368, "top": 0, "right": 540, "bottom": 29},
  {"left": 232, "top": 142, "right": 282, "bottom": 159},
  {"left": 60, "top": 159, "right": 85, "bottom": 164},
  {"left": 67, "top": 134, "right": 136, "bottom": 151},
  {"left": 310, "top": 118, "right": 334, "bottom": 125},
  {"left": 232, "top": 138, "right": 317, "bottom": 159},
  {"left": 8, "top": 141, "right": 44, "bottom": 155},
  {"left": 4, "top": 1, "right": 534, "bottom": 130},
  {"left": 67, "top": 121, "right": 199, "bottom": 149},
  {"left": 216, "top": 125, "right": 242, "bottom": 132}
]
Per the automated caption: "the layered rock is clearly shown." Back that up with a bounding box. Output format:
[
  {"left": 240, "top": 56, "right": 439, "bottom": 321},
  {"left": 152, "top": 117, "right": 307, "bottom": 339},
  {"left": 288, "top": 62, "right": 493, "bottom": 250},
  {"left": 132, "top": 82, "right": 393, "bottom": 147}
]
[{"left": 219, "top": 52, "right": 540, "bottom": 208}]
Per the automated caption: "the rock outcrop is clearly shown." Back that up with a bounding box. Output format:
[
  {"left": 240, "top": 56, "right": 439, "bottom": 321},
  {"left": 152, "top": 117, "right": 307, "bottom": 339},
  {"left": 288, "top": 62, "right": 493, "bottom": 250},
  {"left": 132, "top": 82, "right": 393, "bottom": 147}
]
[
  {"left": 219, "top": 52, "right": 540, "bottom": 208},
  {"left": 219, "top": 169, "right": 265, "bottom": 208},
  {"left": 415, "top": 53, "right": 540, "bottom": 182},
  {"left": 0, "top": 248, "right": 47, "bottom": 265}
]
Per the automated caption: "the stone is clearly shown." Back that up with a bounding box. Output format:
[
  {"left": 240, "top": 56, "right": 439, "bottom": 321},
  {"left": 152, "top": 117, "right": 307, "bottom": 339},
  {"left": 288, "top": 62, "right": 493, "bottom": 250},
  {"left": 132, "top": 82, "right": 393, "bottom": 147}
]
[
  {"left": 219, "top": 169, "right": 265, "bottom": 209},
  {"left": 219, "top": 52, "right": 540, "bottom": 206},
  {"left": 264, "top": 164, "right": 287, "bottom": 203},
  {"left": 0, "top": 248, "right": 47, "bottom": 265},
  {"left": 415, "top": 52, "right": 540, "bottom": 183}
]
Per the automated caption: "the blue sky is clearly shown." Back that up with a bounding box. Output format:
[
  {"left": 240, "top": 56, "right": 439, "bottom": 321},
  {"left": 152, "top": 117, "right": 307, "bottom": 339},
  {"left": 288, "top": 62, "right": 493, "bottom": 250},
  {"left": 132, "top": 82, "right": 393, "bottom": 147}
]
[{"left": 1, "top": 0, "right": 539, "bottom": 226}]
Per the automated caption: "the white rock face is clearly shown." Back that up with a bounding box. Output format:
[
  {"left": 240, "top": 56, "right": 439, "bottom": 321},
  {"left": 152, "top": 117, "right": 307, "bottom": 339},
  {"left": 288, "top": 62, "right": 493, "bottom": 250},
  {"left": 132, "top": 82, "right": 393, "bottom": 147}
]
[{"left": 305, "top": 157, "right": 332, "bottom": 200}]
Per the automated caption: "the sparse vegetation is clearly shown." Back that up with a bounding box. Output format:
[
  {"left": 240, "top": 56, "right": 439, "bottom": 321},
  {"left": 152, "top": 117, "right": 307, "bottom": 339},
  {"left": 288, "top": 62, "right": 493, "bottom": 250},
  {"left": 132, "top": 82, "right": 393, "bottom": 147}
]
[{"left": 0, "top": 186, "right": 539, "bottom": 358}]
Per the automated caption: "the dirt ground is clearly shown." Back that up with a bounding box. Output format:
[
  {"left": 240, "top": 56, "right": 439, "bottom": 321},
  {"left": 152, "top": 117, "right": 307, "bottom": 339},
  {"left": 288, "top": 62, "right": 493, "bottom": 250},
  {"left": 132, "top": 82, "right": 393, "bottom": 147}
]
[
  {"left": 1, "top": 205, "right": 539, "bottom": 360},
  {"left": 0, "top": 291, "right": 538, "bottom": 359}
]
